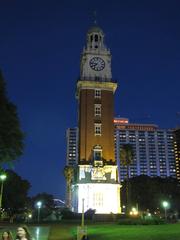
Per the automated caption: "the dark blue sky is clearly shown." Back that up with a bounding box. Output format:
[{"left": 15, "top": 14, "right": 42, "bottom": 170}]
[{"left": 0, "top": 0, "right": 180, "bottom": 199}]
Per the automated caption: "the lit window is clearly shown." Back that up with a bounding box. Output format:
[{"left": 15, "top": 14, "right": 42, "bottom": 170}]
[
  {"left": 95, "top": 123, "right": 101, "bottom": 136},
  {"left": 93, "top": 192, "right": 103, "bottom": 207},
  {"left": 95, "top": 104, "right": 101, "bottom": 117},
  {"left": 95, "top": 89, "right": 101, "bottom": 98}
]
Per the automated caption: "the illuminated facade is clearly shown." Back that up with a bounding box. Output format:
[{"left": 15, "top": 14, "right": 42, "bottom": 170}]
[
  {"left": 174, "top": 128, "right": 180, "bottom": 181},
  {"left": 71, "top": 26, "right": 121, "bottom": 214},
  {"left": 115, "top": 118, "right": 176, "bottom": 181}
]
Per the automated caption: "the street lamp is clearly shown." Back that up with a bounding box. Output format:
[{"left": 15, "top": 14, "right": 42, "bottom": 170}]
[
  {"left": 27, "top": 213, "right": 32, "bottom": 223},
  {"left": 81, "top": 198, "right": 85, "bottom": 227},
  {"left": 162, "top": 201, "right": 169, "bottom": 220},
  {"left": 36, "top": 201, "right": 42, "bottom": 223},
  {"left": 129, "top": 207, "right": 138, "bottom": 216},
  {"left": 77, "top": 198, "right": 87, "bottom": 240},
  {"left": 0, "top": 173, "right": 7, "bottom": 211},
  {"left": 122, "top": 205, "right": 126, "bottom": 214}
]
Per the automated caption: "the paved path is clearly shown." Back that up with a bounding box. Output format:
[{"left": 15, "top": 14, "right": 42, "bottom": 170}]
[
  {"left": 0, "top": 226, "right": 50, "bottom": 240},
  {"left": 30, "top": 226, "right": 50, "bottom": 240}
]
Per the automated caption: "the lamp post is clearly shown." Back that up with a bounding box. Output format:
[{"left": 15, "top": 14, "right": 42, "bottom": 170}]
[
  {"left": 122, "top": 205, "right": 126, "bottom": 214},
  {"left": 0, "top": 174, "right": 7, "bottom": 211},
  {"left": 162, "top": 201, "right": 169, "bottom": 220},
  {"left": 36, "top": 201, "right": 42, "bottom": 223},
  {"left": 81, "top": 198, "right": 85, "bottom": 227},
  {"left": 77, "top": 198, "right": 87, "bottom": 240},
  {"left": 129, "top": 207, "right": 138, "bottom": 216}
]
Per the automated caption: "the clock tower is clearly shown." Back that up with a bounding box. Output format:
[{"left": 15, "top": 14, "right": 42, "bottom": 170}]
[
  {"left": 80, "top": 26, "right": 112, "bottom": 80},
  {"left": 72, "top": 25, "right": 121, "bottom": 214}
]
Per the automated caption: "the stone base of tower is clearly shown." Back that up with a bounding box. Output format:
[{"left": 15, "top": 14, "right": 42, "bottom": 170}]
[{"left": 72, "top": 183, "right": 121, "bottom": 214}]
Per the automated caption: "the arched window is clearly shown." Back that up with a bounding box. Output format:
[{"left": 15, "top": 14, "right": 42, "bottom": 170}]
[
  {"left": 93, "top": 145, "right": 103, "bottom": 166},
  {"left": 95, "top": 34, "right": 98, "bottom": 42}
]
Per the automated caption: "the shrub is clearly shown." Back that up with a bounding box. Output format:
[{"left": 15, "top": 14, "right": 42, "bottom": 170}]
[{"left": 118, "top": 217, "right": 166, "bottom": 225}]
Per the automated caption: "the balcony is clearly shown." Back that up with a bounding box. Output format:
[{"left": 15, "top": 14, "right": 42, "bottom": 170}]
[{"left": 77, "top": 76, "right": 117, "bottom": 83}]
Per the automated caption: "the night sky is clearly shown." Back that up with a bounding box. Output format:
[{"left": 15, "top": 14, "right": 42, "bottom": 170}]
[{"left": 0, "top": 0, "right": 179, "bottom": 200}]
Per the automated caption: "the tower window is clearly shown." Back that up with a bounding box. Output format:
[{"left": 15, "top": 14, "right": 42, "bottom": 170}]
[
  {"left": 94, "top": 150, "right": 102, "bottom": 161},
  {"left": 95, "top": 104, "right": 101, "bottom": 117},
  {"left": 93, "top": 145, "right": 103, "bottom": 165},
  {"left": 94, "top": 123, "right": 101, "bottom": 136},
  {"left": 93, "top": 192, "right": 103, "bottom": 207},
  {"left": 95, "top": 34, "right": 98, "bottom": 42},
  {"left": 95, "top": 89, "right": 101, "bottom": 98}
]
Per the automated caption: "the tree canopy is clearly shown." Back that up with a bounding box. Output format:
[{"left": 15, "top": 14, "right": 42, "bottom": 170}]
[
  {"left": 3, "top": 169, "right": 31, "bottom": 217},
  {"left": 121, "top": 175, "right": 180, "bottom": 212},
  {"left": 0, "top": 70, "right": 24, "bottom": 164},
  {"left": 31, "top": 192, "right": 55, "bottom": 220},
  {"left": 31, "top": 192, "right": 55, "bottom": 209}
]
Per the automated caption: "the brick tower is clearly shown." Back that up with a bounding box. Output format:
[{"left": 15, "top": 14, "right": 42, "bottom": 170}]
[{"left": 72, "top": 25, "right": 121, "bottom": 214}]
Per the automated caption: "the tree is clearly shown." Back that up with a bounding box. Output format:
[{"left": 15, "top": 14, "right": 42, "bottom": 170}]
[
  {"left": 123, "top": 175, "right": 180, "bottom": 213},
  {"left": 120, "top": 144, "right": 134, "bottom": 213},
  {"left": 31, "top": 192, "right": 55, "bottom": 220},
  {"left": 0, "top": 70, "right": 24, "bottom": 165},
  {"left": 125, "top": 175, "right": 155, "bottom": 211},
  {"left": 31, "top": 192, "right": 54, "bottom": 209},
  {"left": 3, "top": 169, "right": 31, "bottom": 219},
  {"left": 64, "top": 166, "right": 74, "bottom": 208}
]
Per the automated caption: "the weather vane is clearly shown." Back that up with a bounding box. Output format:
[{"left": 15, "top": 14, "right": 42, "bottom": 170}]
[{"left": 93, "top": 10, "right": 97, "bottom": 25}]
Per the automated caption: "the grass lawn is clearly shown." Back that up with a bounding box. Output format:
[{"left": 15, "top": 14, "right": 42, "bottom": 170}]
[
  {"left": 49, "top": 222, "right": 180, "bottom": 240},
  {"left": 49, "top": 223, "right": 75, "bottom": 240}
]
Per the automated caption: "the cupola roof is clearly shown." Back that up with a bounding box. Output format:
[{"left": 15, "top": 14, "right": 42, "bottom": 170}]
[{"left": 87, "top": 25, "right": 104, "bottom": 35}]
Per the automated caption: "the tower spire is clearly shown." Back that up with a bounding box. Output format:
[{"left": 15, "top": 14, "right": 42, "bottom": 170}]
[{"left": 93, "top": 10, "right": 97, "bottom": 25}]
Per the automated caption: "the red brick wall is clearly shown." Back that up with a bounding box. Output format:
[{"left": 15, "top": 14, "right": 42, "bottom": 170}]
[{"left": 78, "top": 88, "right": 115, "bottom": 163}]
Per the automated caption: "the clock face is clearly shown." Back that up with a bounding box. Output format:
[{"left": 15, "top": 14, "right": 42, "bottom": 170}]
[{"left": 89, "top": 57, "right": 105, "bottom": 71}]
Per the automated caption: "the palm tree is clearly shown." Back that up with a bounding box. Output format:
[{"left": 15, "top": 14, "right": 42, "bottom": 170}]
[
  {"left": 120, "top": 144, "right": 134, "bottom": 214},
  {"left": 64, "top": 166, "right": 74, "bottom": 209}
]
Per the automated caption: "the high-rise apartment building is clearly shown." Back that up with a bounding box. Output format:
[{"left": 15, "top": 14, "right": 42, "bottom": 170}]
[
  {"left": 114, "top": 118, "right": 176, "bottom": 181},
  {"left": 66, "top": 128, "right": 78, "bottom": 166},
  {"left": 66, "top": 118, "right": 176, "bottom": 182},
  {"left": 174, "top": 128, "right": 180, "bottom": 181}
]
